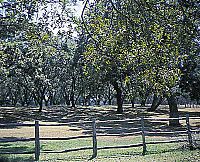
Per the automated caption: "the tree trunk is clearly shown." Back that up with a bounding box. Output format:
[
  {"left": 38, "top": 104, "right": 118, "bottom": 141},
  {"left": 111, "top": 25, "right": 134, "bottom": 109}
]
[
  {"left": 44, "top": 95, "right": 49, "bottom": 106},
  {"left": 39, "top": 98, "right": 43, "bottom": 112},
  {"left": 108, "top": 85, "right": 112, "bottom": 105},
  {"left": 35, "top": 88, "right": 46, "bottom": 112},
  {"left": 141, "top": 98, "right": 146, "bottom": 107},
  {"left": 167, "top": 95, "right": 180, "bottom": 126},
  {"left": 70, "top": 76, "right": 76, "bottom": 108},
  {"left": 49, "top": 94, "right": 53, "bottom": 106},
  {"left": 108, "top": 99, "right": 112, "bottom": 105},
  {"left": 147, "top": 94, "right": 163, "bottom": 112},
  {"left": 45, "top": 100, "right": 48, "bottom": 106},
  {"left": 65, "top": 94, "right": 70, "bottom": 106},
  {"left": 131, "top": 98, "right": 135, "bottom": 108},
  {"left": 112, "top": 81, "right": 123, "bottom": 113},
  {"left": 21, "top": 101, "right": 25, "bottom": 107},
  {"left": 71, "top": 92, "right": 75, "bottom": 107},
  {"left": 96, "top": 99, "right": 100, "bottom": 105}
]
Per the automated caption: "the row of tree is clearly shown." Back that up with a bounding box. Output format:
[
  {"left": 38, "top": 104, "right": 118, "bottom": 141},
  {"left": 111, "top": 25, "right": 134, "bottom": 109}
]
[
  {"left": 80, "top": 0, "right": 199, "bottom": 125},
  {"left": 0, "top": 0, "right": 199, "bottom": 126}
]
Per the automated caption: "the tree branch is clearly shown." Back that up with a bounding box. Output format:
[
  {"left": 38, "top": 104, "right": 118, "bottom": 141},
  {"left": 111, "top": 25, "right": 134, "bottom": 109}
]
[{"left": 81, "top": 0, "right": 102, "bottom": 52}]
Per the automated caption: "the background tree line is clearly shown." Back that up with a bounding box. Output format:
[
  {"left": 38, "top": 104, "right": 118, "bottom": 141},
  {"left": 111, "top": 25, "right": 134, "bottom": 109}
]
[{"left": 0, "top": 0, "right": 199, "bottom": 126}]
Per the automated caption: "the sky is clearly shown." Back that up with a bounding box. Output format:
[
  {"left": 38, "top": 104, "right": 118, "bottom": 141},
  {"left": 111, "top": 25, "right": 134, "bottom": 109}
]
[
  {"left": 0, "top": 0, "right": 84, "bottom": 33},
  {"left": 71, "top": 0, "right": 84, "bottom": 18}
]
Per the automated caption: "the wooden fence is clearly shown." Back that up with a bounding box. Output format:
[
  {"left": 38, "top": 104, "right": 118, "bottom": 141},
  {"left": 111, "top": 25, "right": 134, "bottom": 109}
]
[{"left": 0, "top": 114, "right": 200, "bottom": 161}]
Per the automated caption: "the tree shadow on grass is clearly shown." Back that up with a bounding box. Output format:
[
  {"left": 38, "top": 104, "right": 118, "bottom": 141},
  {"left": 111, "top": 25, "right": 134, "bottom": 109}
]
[
  {"left": 0, "top": 105, "right": 199, "bottom": 137},
  {"left": 0, "top": 140, "right": 34, "bottom": 153},
  {"left": 0, "top": 155, "right": 34, "bottom": 162},
  {"left": 88, "top": 145, "right": 188, "bottom": 161},
  {"left": 64, "top": 106, "right": 189, "bottom": 137},
  {"left": 0, "top": 141, "right": 34, "bottom": 162}
]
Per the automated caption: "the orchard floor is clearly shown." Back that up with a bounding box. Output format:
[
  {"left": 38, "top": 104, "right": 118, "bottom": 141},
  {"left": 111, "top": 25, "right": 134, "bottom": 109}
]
[{"left": 0, "top": 104, "right": 199, "bottom": 161}]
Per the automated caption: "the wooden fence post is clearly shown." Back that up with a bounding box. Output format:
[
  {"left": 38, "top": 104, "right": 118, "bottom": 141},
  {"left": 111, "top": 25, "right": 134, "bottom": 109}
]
[
  {"left": 186, "top": 114, "right": 193, "bottom": 150},
  {"left": 92, "top": 118, "right": 97, "bottom": 158},
  {"left": 35, "top": 120, "right": 40, "bottom": 161},
  {"left": 141, "top": 117, "right": 146, "bottom": 155}
]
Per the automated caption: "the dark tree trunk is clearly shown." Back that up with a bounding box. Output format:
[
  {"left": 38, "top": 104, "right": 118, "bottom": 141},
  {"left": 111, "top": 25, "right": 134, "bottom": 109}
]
[
  {"left": 108, "top": 99, "right": 112, "bottom": 105},
  {"left": 20, "top": 93, "right": 25, "bottom": 107},
  {"left": 82, "top": 93, "right": 87, "bottom": 106},
  {"left": 39, "top": 93, "right": 45, "bottom": 112},
  {"left": 140, "top": 89, "right": 151, "bottom": 107},
  {"left": 26, "top": 98, "right": 31, "bottom": 106},
  {"left": 11, "top": 92, "right": 18, "bottom": 106},
  {"left": 112, "top": 81, "right": 123, "bottom": 114},
  {"left": 108, "top": 85, "right": 112, "bottom": 105},
  {"left": 83, "top": 98, "right": 87, "bottom": 106},
  {"left": 65, "top": 94, "right": 70, "bottom": 106},
  {"left": 66, "top": 100, "right": 70, "bottom": 106},
  {"left": 147, "top": 94, "right": 163, "bottom": 112},
  {"left": 71, "top": 92, "right": 75, "bottom": 107},
  {"left": 96, "top": 99, "right": 100, "bottom": 105},
  {"left": 141, "top": 98, "right": 146, "bottom": 107},
  {"left": 38, "top": 97, "right": 43, "bottom": 112},
  {"left": 21, "top": 101, "right": 25, "bottom": 107},
  {"left": 45, "top": 100, "right": 48, "bottom": 106},
  {"left": 131, "top": 98, "right": 135, "bottom": 108},
  {"left": 23, "top": 89, "right": 30, "bottom": 106},
  {"left": 70, "top": 76, "right": 76, "bottom": 108},
  {"left": 167, "top": 95, "right": 180, "bottom": 126},
  {"left": 39, "top": 99, "right": 43, "bottom": 112},
  {"left": 49, "top": 91, "right": 57, "bottom": 106},
  {"left": 49, "top": 94, "right": 53, "bottom": 106},
  {"left": 34, "top": 87, "right": 46, "bottom": 112}
]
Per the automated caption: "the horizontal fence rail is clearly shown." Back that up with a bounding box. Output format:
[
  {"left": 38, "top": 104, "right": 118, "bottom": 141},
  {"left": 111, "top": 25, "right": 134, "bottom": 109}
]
[
  {"left": 0, "top": 115, "right": 199, "bottom": 161},
  {"left": 0, "top": 151, "right": 35, "bottom": 155},
  {"left": 143, "top": 117, "right": 200, "bottom": 121},
  {"left": 0, "top": 123, "right": 35, "bottom": 127},
  {"left": 42, "top": 146, "right": 93, "bottom": 154},
  {"left": 97, "top": 132, "right": 142, "bottom": 136},
  {"left": 0, "top": 138, "right": 35, "bottom": 142}
]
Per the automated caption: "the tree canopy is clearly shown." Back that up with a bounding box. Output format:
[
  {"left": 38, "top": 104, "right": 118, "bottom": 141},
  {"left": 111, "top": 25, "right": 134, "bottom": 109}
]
[
  {"left": 80, "top": 0, "right": 199, "bottom": 111},
  {"left": 0, "top": 0, "right": 199, "bottom": 123}
]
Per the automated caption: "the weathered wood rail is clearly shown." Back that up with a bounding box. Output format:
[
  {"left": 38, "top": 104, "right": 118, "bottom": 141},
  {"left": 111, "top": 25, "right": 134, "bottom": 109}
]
[{"left": 0, "top": 114, "right": 199, "bottom": 161}]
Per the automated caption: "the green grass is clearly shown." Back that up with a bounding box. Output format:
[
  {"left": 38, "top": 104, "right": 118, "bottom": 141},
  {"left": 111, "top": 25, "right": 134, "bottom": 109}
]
[{"left": 0, "top": 137, "right": 199, "bottom": 162}]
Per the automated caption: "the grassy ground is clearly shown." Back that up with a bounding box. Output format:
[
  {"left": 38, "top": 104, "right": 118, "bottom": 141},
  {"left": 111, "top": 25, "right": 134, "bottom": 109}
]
[
  {"left": 0, "top": 139, "right": 199, "bottom": 161},
  {"left": 0, "top": 105, "right": 199, "bottom": 161}
]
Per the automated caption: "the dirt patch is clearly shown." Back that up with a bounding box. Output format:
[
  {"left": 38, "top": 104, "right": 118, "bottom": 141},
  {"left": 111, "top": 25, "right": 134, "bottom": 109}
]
[{"left": 0, "top": 124, "right": 84, "bottom": 139}]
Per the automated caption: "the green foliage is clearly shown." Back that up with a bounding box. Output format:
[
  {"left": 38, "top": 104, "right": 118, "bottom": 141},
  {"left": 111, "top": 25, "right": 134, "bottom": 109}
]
[
  {"left": 0, "top": 0, "right": 77, "bottom": 108},
  {"left": 0, "top": 0, "right": 199, "bottom": 107},
  {"left": 81, "top": 0, "right": 199, "bottom": 95},
  {"left": 180, "top": 52, "right": 200, "bottom": 101}
]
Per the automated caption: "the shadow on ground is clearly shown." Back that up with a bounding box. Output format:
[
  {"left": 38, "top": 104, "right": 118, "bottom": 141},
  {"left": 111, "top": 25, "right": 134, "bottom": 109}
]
[
  {"left": 0, "top": 105, "right": 199, "bottom": 137},
  {"left": 0, "top": 153, "right": 34, "bottom": 162}
]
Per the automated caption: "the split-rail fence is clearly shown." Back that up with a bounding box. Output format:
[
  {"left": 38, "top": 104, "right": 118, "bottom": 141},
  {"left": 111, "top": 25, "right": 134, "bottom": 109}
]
[{"left": 0, "top": 114, "right": 199, "bottom": 161}]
